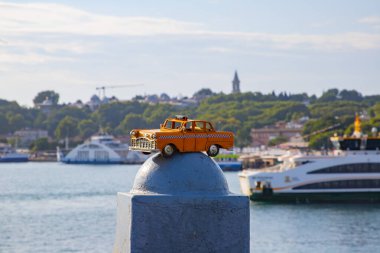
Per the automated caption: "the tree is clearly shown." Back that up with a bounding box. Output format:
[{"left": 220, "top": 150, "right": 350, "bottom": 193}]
[
  {"left": 33, "top": 90, "right": 60, "bottom": 105},
  {"left": 93, "top": 101, "right": 146, "bottom": 129},
  {"left": 318, "top": 89, "right": 339, "bottom": 102},
  {"left": 372, "top": 103, "right": 380, "bottom": 117},
  {"left": 78, "top": 119, "right": 98, "bottom": 138},
  {"left": 268, "top": 135, "right": 289, "bottom": 147},
  {"left": 235, "top": 125, "right": 252, "bottom": 148},
  {"left": 0, "top": 113, "right": 9, "bottom": 134},
  {"left": 55, "top": 116, "right": 79, "bottom": 139},
  {"left": 193, "top": 88, "right": 215, "bottom": 100},
  {"left": 44, "top": 107, "right": 88, "bottom": 136},
  {"left": 7, "top": 113, "right": 26, "bottom": 132},
  {"left": 308, "top": 132, "right": 333, "bottom": 150},
  {"left": 29, "top": 138, "right": 49, "bottom": 152},
  {"left": 339, "top": 89, "right": 363, "bottom": 102},
  {"left": 117, "top": 114, "right": 146, "bottom": 134}
]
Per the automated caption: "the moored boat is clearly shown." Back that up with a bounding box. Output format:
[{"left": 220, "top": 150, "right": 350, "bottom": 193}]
[
  {"left": 217, "top": 160, "right": 243, "bottom": 171},
  {"left": 57, "top": 134, "right": 146, "bottom": 164},
  {"left": 213, "top": 153, "right": 242, "bottom": 171},
  {"left": 239, "top": 115, "right": 380, "bottom": 203},
  {"left": 0, "top": 144, "right": 29, "bottom": 162}
]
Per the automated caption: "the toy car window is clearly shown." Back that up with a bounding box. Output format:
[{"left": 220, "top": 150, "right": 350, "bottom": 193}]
[
  {"left": 194, "top": 121, "right": 205, "bottom": 132},
  {"left": 184, "top": 122, "right": 193, "bottom": 131},
  {"left": 164, "top": 121, "right": 173, "bottom": 129},
  {"left": 164, "top": 120, "right": 181, "bottom": 129},
  {"left": 174, "top": 122, "right": 182, "bottom": 129},
  {"left": 206, "top": 123, "right": 214, "bottom": 131}
]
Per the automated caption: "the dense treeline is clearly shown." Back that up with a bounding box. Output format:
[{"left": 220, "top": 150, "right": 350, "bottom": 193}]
[{"left": 0, "top": 88, "right": 380, "bottom": 150}]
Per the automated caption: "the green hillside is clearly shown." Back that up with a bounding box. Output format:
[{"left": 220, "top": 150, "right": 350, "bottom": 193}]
[{"left": 1, "top": 89, "right": 379, "bottom": 150}]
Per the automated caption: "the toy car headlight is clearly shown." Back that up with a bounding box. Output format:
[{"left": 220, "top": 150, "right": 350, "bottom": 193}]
[
  {"left": 151, "top": 134, "right": 156, "bottom": 139},
  {"left": 130, "top": 130, "right": 136, "bottom": 136}
]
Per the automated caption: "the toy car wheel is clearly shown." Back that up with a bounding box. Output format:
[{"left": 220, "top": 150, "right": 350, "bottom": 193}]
[
  {"left": 207, "top": 144, "right": 219, "bottom": 157},
  {"left": 162, "top": 144, "right": 176, "bottom": 157},
  {"left": 142, "top": 152, "right": 151, "bottom": 155}
]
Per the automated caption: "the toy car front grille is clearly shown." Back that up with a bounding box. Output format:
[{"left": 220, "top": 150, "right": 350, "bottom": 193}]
[{"left": 131, "top": 138, "right": 157, "bottom": 150}]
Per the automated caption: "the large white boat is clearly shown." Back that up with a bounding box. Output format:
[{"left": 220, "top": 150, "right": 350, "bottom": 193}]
[
  {"left": 239, "top": 115, "right": 380, "bottom": 203},
  {"left": 57, "top": 134, "right": 146, "bottom": 164},
  {"left": 0, "top": 144, "right": 29, "bottom": 162}
]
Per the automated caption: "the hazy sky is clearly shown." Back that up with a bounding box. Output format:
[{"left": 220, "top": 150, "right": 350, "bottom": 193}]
[{"left": 0, "top": 0, "right": 379, "bottom": 106}]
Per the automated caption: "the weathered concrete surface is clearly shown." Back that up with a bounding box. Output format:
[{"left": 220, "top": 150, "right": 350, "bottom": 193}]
[{"left": 113, "top": 152, "right": 249, "bottom": 253}]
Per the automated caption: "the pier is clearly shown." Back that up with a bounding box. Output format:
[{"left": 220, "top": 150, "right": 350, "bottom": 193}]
[{"left": 113, "top": 152, "right": 250, "bottom": 253}]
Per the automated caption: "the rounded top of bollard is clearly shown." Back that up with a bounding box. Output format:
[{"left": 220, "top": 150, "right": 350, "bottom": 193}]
[{"left": 130, "top": 152, "right": 230, "bottom": 195}]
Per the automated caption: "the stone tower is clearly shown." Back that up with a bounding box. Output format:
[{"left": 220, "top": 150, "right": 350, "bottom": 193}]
[{"left": 232, "top": 71, "right": 240, "bottom": 93}]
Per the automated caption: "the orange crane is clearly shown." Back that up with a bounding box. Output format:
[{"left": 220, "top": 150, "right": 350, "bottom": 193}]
[{"left": 96, "top": 84, "right": 143, "bottom": 98}]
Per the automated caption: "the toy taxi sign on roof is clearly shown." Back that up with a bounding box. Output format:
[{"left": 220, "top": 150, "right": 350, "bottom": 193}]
[{"left": 129, "top": 115, "right": 234, "bottom": 157}]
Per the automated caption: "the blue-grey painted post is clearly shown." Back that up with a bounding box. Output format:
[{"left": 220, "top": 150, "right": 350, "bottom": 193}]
[{"left": 113, "top": 152, "right": 249, "bottom": 253}]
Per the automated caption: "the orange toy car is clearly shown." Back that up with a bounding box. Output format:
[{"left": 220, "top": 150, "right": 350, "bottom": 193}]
[{"left": 129, "top": 115, "right": 234, "bottom": 157}]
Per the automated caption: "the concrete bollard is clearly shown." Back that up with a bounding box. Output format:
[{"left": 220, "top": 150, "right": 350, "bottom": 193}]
[{"left": 113, "top": 152, "right": 249, "bottom": 253}]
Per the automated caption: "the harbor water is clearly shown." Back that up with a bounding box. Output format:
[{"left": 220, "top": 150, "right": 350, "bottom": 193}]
[{"left": 1, "top": 162, "right": 380, "bottom": 253}]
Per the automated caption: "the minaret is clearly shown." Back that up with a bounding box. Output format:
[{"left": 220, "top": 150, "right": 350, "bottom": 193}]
[{"left": 232, "top": 71, "right": 240, "bottom": 93}]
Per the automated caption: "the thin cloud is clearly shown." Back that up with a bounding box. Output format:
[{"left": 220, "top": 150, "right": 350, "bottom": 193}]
[
  {"left": 358, "top": 16, "right": 380, "bottom": 25},
  {"left": 358, "top": 16, "right": 380, "bottom": 30},
  {"left": 0, "top": 49, "right": 75, "bottom": 64},
  {"left": 0, "top": 2, "right": 201, "bottom": 36},
  {"left": 0, "top": 1, "right": 379, "bottom": 53},
  {"left": 310, "top": 21, "right": 333, "bottom": 28},
  {"left": 2, "top": 39, "right": 99, "bottom": 54},
  {"left": 206, "top": 47, "right": 235, "bottom": 53},
  {"left": 197, "top": 31, "right": 380, "bottom": 50}
]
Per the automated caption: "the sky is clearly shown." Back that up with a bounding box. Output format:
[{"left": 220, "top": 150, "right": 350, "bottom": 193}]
[{"left": 0, "top": 0, "right": 379, "bottom": 106}]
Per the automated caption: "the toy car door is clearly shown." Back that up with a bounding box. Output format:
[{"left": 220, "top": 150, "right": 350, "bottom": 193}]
[
  {"left": 194, "top": 121, "right": 207, "bottom": 151},
  {"left": 183, "top": 121, "right": 196, "bottom": 151}
]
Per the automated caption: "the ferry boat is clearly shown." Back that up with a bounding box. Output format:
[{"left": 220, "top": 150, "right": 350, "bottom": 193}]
[
  {"left": 0, "top": 144, "right": 29, "bottom": 162},
  {"left": 239, "top": 115, "right": 380, "bottom": 203},
  {"left": 57, "top": 134, "right": 146, "bottom": 164}
]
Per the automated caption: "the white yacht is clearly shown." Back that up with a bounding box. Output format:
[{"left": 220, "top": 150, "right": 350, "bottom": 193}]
[
  {"left": 57, "top": 134, "right": 146, "bottom": 164},
  {"left": 239, "top": 115, "right": 380, "bottom": 202}
]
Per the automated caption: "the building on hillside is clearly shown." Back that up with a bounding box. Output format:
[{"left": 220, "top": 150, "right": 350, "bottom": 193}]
[
  {"left": 168, "top": 98, "right": 198, "bottom": 108},
  {"left": 160, "top": 93, "right": 171, "bottom": 102},
  {"left": 86, "top": 95, "right": 118, "bottom": 111},
  {"left": 87, "top": 95, "right": 102, "bottom": 110},
  {"left": 232, "top": 71, "right": 241, "bottom": 94},
  {"left": 35, "top": 97, "right": 54, "bottom": 114},
  {"left": 67, "top": 100, "right": 84, "bottom": 109},
  {"left": 145, "top": 94, "right": 159, "bottom": 104},
  {"left": 13, "top": 129, "right": 49, "bottom": 148},
  {"left": 250, "top": 121, "right": 304, "bottom": 147}
]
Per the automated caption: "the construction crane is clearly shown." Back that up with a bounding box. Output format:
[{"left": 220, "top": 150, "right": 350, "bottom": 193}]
[
  {"left": 96, "top": 84, "right": 143, "bottom": 98},
  {"left": 302, "top": 123, "right": 341, "bottom": 141}
]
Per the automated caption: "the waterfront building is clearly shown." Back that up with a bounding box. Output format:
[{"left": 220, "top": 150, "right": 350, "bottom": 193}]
[
  {"left": 13, "top": 129, "right": 49, "bottom": 148},
  {"left": 251, "top": 121, "right": 303, "bottom": 147}
]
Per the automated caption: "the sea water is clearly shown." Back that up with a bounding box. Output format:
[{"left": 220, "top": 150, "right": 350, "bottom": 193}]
[{"left": 0, "top": 162, "right": 379, "bottom": 253}]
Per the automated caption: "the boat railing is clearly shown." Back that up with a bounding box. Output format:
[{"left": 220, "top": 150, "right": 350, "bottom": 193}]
[{"left": 257, "top": 164, "right": 286, "bottom": 173}]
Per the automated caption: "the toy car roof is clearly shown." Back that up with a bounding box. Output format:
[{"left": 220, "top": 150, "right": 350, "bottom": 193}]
[
  {"left": 166, "top": 115, "right": 212, "bottom": 123},
  {"left": 173, "top": 115, "right": 188, "bottom": 121}
]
